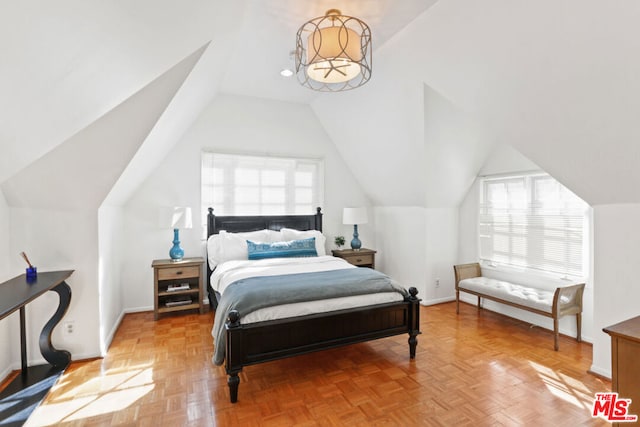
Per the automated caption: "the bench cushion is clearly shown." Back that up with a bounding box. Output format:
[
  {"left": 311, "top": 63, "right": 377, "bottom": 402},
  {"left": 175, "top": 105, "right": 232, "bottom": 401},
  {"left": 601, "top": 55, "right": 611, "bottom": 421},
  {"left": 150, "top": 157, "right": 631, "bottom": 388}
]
[{"left": 458, "top": 277, "right": 569, "bottom": 314}]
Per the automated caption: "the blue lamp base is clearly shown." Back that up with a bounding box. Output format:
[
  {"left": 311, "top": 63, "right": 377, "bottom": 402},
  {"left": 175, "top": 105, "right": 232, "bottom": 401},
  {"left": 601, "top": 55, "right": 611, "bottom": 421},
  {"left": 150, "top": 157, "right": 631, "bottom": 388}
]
[
  {"left": 350, "top": 224, "right": 362, "bottom": 250},
  {"left": 169, "top": 228, "right": 184, "bottom": 261}
]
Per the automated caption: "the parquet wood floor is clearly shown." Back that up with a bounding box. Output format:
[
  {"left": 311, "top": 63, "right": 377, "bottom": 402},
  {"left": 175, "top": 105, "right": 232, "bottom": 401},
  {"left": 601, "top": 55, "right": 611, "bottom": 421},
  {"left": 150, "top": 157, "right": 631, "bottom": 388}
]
[{"left": 21, "top": 302, "right": 611, "bottom": 426}]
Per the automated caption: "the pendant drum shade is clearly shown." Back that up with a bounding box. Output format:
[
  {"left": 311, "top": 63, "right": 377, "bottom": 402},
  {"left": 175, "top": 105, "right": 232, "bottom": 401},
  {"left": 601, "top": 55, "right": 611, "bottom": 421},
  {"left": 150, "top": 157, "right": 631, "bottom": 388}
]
[
  {"left": 307, "top": 26, "right": 362, "bottom": 83},
  {"left": 296, "top": 9, "right": 372, "bottom": 92}
]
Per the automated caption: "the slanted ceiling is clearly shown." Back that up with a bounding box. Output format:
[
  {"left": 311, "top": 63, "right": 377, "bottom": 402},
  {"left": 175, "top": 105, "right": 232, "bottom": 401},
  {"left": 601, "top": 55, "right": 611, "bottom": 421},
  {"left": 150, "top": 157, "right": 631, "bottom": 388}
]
[
  {"left": 402, "top": 0, "right": 640, "bottom": 206},
  {"left": 0, "top": 1, "right": 244, "bottom": 206},
  {"left": 313, "top": 0, "right": 640, "bottom": 208},
  {"left": 2, "top": 1, "right": 640, "bottom": 209},
  {"left": 2, "top": 45, "right": 206, "bottom": 209}
]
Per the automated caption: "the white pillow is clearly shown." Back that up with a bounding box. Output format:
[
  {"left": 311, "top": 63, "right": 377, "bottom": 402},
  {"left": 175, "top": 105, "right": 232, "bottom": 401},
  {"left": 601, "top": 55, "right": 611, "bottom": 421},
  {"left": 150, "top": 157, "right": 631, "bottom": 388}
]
[
  {"left": 207, "top": 234, "right": 224, "bottom": 269},
  {"left": 280, "top": 228, "right": 326, "bottom": 256},
  {"left": 221, "top": 230, "right": 273, "bottom": 262},
  {"left": 208, "top": 229, "right": 283, "bottom": 269},
  {"left": 265, "top": 229, "right": 283, "bottom": 242}
]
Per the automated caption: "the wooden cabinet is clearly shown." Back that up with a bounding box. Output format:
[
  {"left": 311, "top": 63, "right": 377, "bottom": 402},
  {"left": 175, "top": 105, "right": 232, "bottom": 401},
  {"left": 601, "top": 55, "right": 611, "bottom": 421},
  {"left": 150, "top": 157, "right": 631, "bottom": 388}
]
[
  {"left": 603, "top": 315, "right": 640, "bottom": 423},
  {"left": 152, "top": 257, "right": 204, "bottom": 320},
  {"left": 331, "top": 248, "right": 376, "bottom": 268}
]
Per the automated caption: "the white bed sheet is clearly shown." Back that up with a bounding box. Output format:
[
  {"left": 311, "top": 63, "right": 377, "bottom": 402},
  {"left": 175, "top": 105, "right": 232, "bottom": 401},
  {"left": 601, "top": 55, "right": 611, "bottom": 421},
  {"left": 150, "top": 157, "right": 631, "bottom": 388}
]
[{"left": 210, "top": 256, "right": 405, "bottom": 324}]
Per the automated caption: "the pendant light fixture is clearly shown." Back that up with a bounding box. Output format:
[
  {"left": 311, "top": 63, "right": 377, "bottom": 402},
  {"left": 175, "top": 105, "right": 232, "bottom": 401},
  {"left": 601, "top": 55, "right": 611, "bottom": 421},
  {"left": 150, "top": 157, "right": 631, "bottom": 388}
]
[{"left": 295, "top": 9, "right": 372, "bottom": 92}]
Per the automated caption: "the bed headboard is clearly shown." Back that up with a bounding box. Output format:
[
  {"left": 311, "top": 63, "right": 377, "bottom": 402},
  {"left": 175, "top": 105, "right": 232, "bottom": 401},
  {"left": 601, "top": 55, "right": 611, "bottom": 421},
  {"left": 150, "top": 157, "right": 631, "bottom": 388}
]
[
  {"left": 205, "top": 207, "right": 323, "bottom": 309},
  {"left": 206, "top": 207, "right": 323, "bottom": 238}
]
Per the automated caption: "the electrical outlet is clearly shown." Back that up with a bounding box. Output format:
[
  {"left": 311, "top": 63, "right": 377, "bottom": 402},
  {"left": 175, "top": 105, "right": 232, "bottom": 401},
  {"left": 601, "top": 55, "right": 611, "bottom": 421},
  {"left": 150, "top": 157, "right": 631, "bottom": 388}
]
[
  {"left": 63, "top": 320, "right": 75, "bottom": 335},
  {"left": 435, "top": 278, "right": 440, "bottom": 288}
]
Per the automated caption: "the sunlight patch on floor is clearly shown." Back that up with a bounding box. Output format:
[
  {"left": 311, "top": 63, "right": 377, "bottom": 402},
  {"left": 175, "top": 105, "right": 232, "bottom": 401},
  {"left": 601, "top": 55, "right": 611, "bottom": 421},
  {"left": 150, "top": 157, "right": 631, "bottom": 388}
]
[
  {"left": 67, "top": 385, "right": 154, "bottom": 421},
  {"left": 23, "top": 365, "right": 155, "bottom": 426},
  {"left": 529, "top": 361, "right": 596, "bottom": 410}
]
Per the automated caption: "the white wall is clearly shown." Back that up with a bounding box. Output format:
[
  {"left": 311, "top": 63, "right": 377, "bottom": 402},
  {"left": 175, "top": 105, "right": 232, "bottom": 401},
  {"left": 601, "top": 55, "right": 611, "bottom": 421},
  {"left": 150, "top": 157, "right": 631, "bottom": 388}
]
[
  {"left": 374, "top": 207, "right": 427, "bottom": 298},
  {"left": 9, "top": 208, "right": 101, "bottom": 363},
  {"left": 0, "top": 1, "right": 237, "bottom": 185},
  {"left": 0, "top": 191, "right": 12, "bottom": 381},
  {"left": 590, "top": 204, "right": 640, "bottom": 378},
  {"left": 373, "top": 207, "right": 458, "bottom": 305},
  {"left": 98, "top": 205, "right": 124, "bottom": 355},
  {"left": 422, "top": 84, "right": 493, "bottom": 208},
  {"left": 120, "top": 94, "right": 373, "bottom": 312},
  {"left": 457, "top": 144, "right": 595, "bottom": 342},
  {"left": 425, "top": 208, "right": 459, "bottom": 303}
]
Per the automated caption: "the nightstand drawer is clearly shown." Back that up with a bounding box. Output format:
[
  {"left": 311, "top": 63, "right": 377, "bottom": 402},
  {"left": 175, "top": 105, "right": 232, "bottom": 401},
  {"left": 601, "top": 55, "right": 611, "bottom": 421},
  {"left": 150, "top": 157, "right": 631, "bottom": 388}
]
[
  {"left": 332, "top": 248, "right": 376, "bottom": 268},
  {"left": 157, "top": 265, "right": 200, "bottom": 281},
  {"left": 349, "top": 254, "right": 373, "bottom": 266}
]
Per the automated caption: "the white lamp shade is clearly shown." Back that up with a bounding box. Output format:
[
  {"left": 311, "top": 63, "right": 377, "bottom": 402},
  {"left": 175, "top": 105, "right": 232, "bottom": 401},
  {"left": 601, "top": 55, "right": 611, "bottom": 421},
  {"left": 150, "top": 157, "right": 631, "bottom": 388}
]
[
  {"left": 159, "top": 207, "right": 193, "bottom": 229},
  {"left": 307, "top": 26, "right": 362, "bottom": 83},
  {"left": 343, "top": 207, "right": 368, "bottom": 225}
]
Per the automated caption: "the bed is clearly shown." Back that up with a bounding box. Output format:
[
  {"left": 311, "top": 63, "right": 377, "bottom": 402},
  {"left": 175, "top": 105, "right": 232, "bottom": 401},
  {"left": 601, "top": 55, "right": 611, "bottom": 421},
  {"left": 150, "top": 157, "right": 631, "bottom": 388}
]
[{"left": 206, "top": 207, "right": 421, "bottom": 403}]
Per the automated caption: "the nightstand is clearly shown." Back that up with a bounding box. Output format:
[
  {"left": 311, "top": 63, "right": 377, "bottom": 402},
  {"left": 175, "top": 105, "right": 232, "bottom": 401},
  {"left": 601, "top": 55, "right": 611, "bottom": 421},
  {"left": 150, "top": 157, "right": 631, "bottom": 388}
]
[
  {"left": 331, "top": 248, "right": 376, "bottom": 268},
  {"left": 603, "top": 316, "right": 640, "bottom": 420},
  {"left": 152, "top": 257, "right": 204, "bottom": 320}
]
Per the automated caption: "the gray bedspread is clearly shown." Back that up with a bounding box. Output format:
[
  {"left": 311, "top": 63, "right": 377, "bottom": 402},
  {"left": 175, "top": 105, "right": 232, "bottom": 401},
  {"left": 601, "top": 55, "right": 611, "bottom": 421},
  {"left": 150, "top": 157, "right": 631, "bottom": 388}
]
[{"left": 212, "top": 267, "right": 407, "bottom": 365}]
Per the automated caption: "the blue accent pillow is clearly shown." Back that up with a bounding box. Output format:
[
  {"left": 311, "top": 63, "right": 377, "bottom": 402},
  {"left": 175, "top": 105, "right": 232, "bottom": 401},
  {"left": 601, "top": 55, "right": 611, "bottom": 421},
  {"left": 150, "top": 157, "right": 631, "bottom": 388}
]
[{"left": 247, "top": 237, "right": 317, "bottom": 260}]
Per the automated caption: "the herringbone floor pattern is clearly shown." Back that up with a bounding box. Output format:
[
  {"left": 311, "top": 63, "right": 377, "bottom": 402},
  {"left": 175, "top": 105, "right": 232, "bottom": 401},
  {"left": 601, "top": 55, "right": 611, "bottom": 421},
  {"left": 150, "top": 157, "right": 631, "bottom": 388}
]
[{"left": 21, "top": 302, "right": 611, "bottom": 426}]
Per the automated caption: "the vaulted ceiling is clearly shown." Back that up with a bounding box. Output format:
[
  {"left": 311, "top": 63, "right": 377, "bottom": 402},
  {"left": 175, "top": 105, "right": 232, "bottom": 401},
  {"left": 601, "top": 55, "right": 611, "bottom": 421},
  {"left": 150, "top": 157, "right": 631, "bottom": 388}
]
[{"left": 2, "top": 0, "right": 640, "bottom": 209}]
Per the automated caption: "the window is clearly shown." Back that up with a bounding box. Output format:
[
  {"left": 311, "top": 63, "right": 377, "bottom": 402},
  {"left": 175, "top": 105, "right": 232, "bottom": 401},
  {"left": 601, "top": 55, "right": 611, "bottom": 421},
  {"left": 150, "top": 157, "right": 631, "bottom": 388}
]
[
  {"left": 479, "top": 173, "right": 589, "bottom": 277},
  {"left": 201, "top": 152, "right": 324, "bottom": 221}
]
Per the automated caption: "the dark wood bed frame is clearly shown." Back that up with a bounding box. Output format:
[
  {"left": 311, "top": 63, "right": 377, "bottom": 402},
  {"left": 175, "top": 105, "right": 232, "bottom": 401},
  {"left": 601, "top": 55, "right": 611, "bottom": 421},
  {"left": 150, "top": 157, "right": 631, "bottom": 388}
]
[{"left": 206, "top": 207, "right": 421, "bottom": 403}]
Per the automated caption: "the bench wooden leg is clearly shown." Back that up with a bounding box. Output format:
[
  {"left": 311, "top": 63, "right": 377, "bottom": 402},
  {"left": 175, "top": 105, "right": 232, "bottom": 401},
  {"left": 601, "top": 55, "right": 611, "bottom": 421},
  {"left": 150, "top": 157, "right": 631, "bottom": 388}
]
[
  {"left": 553, "top": 318, "right": 559, "bottom": 351},
  {"left": 576, "top": 313, "right": 582, "bottom": 343},
  {"left": 456, "top": 290, "right": 460, "bottom": 314},
  {"left": 477, "top": 296, "right": 481, "bottom": 309}
]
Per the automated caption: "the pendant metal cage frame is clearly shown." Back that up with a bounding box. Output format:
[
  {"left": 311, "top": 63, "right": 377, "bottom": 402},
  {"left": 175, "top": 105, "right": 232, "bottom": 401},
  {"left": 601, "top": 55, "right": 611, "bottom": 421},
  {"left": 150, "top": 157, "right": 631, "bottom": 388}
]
[{"left": 295, "top": 10, "right": 372, "bottom": 92}]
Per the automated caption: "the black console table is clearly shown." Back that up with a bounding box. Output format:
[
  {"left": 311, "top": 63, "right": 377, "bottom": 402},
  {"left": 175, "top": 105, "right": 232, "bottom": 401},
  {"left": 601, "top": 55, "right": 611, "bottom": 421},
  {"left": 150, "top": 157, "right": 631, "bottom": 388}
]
[{"left": 0, "top": 270, "right": 73, "bottom": 426}]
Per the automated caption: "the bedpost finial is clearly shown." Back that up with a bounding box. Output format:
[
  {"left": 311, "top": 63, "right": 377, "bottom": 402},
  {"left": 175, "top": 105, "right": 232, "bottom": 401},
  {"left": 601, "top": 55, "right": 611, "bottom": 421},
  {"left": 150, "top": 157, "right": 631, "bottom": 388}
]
[
  {"left": 409, "top": 287, "right": 419, "bottom": 298},
  {"left": 228, "top": 310, "right": 240, "bottom": 327},
  {"left": 316, "top": 207, "right": 322, "bottom": 214},
  {"left": 208, "top": 207, "right": 214, "bottom": 214}
]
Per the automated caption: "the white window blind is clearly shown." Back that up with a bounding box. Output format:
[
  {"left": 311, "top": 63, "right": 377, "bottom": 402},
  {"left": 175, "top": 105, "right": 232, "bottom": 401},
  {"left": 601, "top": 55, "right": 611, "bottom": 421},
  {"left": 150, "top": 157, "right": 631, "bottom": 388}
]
[
  {"left": 201, "top": 152, "right": 324, "bottom": 221},
  {"left": 479, "top": 173, "right": 588, "bottom": 277}
]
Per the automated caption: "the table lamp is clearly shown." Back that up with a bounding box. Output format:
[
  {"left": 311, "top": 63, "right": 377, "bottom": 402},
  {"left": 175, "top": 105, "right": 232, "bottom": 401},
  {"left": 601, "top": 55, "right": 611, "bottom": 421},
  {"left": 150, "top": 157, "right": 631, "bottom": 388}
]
[
  {"left": 160, "top": 207, "right": 193, "bottom": 261},
  {"left": 343, "top": 207, "right": 368, "bottom": 250}
]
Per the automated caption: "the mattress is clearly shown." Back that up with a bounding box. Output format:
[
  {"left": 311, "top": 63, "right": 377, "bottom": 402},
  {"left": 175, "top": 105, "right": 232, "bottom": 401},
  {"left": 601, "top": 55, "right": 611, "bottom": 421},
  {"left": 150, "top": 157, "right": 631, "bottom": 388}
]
[{"left": 210, "top": 256, "right": 405, "bottom": 324}]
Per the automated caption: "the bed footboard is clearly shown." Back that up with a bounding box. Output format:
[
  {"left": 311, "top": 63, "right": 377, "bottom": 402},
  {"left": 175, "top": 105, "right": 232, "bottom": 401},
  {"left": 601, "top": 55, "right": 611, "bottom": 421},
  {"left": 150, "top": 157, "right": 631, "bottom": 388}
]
[{"left": 225, "top": 287, "right": 420, "bottom": 403}]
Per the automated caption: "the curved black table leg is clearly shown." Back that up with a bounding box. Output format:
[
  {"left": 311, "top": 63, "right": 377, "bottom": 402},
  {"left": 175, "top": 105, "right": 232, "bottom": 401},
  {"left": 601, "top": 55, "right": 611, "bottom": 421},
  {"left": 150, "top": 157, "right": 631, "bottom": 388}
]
[{"left": 39, "top": 280, "right": 72, "bottom": 368}]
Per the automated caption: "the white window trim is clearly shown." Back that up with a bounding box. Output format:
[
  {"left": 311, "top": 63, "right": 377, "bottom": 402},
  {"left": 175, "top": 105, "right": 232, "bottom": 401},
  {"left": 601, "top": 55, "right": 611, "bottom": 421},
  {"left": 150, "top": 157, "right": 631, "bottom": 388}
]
[{"left": 201, "top": 151, "right": 324, "bottom": 231}]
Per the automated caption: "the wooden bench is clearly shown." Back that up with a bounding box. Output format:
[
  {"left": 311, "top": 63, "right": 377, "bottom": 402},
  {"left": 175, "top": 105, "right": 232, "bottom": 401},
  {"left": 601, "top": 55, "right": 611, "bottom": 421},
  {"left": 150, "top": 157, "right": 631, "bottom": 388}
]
[{"left": 453, "top": 263, "right": 585, "bottom": 351}]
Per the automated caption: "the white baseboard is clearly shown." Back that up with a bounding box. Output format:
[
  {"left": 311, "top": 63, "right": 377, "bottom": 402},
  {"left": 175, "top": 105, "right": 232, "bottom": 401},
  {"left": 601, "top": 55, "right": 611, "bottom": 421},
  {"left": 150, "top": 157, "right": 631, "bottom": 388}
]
[
  {"left": 124, "top": 305, "right": 153, "bottom": 314},
  {"left": 100, "top": 306, "right": 152, "bottom": 356},
  {"left": 420, "top": 296, "right": 456, "bottom": 306},
  {"left": 102, "top": 311, "right": 126, "bottom": 356},
  {"left": 0, "top": 365, "right": 12, "bottom": 385},
  {"left": 10, "top": 350, "right": 102, "bottom": 370},
  {"left": 70, "top": 351, "right": 102, "bottom": 361},
  {"left": 589, "top": 364, "right": 611, "bottom": 381}
]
